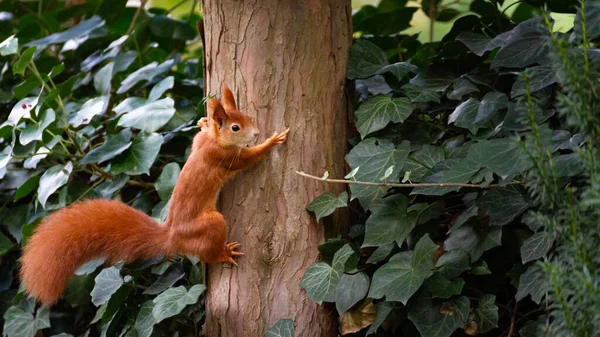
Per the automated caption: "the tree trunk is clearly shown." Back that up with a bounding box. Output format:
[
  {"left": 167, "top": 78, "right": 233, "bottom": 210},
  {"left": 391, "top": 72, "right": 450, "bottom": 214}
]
[{"left": 202, "top": 0, "right": 352, "bottom": 336}]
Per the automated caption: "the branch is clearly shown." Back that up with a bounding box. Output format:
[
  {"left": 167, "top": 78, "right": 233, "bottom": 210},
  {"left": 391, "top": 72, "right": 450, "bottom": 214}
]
[{"left": 295, "top": 171, "right": 521, "bottom": 189}]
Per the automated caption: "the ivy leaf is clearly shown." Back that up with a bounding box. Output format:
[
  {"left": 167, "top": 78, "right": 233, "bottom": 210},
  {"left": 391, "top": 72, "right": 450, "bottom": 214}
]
[
  {"left": 14, "top": 175, "right": 40, "bottom": 202},
  {"left": 553, "top": 153, "right": 585, "bottom": 178},
  {"left": 80, "top": 129, "right": 133, "bottom": 165},
  {"left": 574, "top": 0, "right": 600, "bottom": 40},
  {"left": 8, "top": 87, "right": 44, "bottom": 125},
  {"left": 478, "top": 187, "right": 529, "bottom": 226},
  {"left": 347, "top": 40, "right": 416, "bottom": 80},
  {"left": 346, "top": 139, "right": 410, "bottom": 208},
  {"left": 491, "top": 18, "right": 549, "bottom": 69},
  {"left": 428, "top": 273, "right": 465, "bottom": 299},
  {"left": 24, "top": 16, "right": 106, "bottom": 52},
  {"left": 134, "top": 301, "right": 155, "bottom": 337},
  {"left": 445, "top": 223, "right": 502, "bottom": 261},
  {"left": 467, "top": 139, "right": 531, "bottom": 179},
  {"left": 456, "top": 32, "right": 493, "bottom": 56},
  {"left": 516, "top": 264, "right": 548, "bottom": 304},
  {"left": 148, "top": 76, "right": 174, "bottom": 102},
  {"left": 143, "top": 269, "right": 185, "bottom": 295},
  {"left": 403, "top": 145, "right": 446, "bottom": 182},
  {"left": 408, "top": 290, "right": 470, "bottom": 337},
  {"left": 69, "top": 96, "right": 107, "bottom": 127},
  {"left": 365, "top": 301, "right": 393, "bottom": 336},
  {"left": 37, "top": 162, "right": 73, "bottom": 209},
  {"left": 0, "top": 35, "right": 18, "bottom": 56},
  {"left": 117, "top": 59, "right": 175, "bottom": 94},
  {"left": 93, "top": 62, "right": 114, "bottom": 95},
  {"left": 355, "top": 96, "right": 413, "bottom": 138},
  {"left": 111, "top": 132, "right": 163, "bottom": 176},
  {"left": 436, "top": 249, "right": 471, "bottom": 278},
  {"left": 13, "top": 46, "right": 37, "bottom": 76},
  {"left": 363, "top": 194, "right": 417, "bottom": 247},
  {"left": 91, "top": 267, "right": 124, "bottom": 306},
  {"left": 368, "top": 235, "right": 437, "bottom": 304},
  {"left": 117, "top": 98, "right": 176, "bottom": 132},
  {"left": 521, "top": 232, "right": 553, "bottom": 264},
  {"left": 148, "top": 16, "right": 196, "bottom": 41},
  {"left": 265, "top": 319, "right": 295, "bottom": 337},
  {"left": 511, "top": 64, "right": 560, "bottom": 97},
  {"left": 2, "top": 306, "right": 50, "bottom": 337},
  {"left": 474, "top": 92, "right": 508, "bottom": 124},
  {"left": 366, "top": 243, "right": 395, "bottom": 264},
  {"left": 402, "top": 84, "right": 441, "bottom": 103},
  {"left": 155, "top": 162, "right": 181, "bottom": 201},
  {"left": 307, "top": 191, "right": 348, "bottom": 221},
  {"left": 0, "top": 232, "right": 14, "bottom": 257},
  {"left": 447, "top": 78, "right": 480, "bottom": 100},
  {"left": 113, "top": 97, "right": 147, "bottom": 116},
  {"left": 152, "top": 285, "right": 206, "bottom": 323},
  {"left": 409, "top": 72, "right": 455, "bottom": 92},
  {"left": 20, "top": 109, "right": 55, "bottom": 145},
  {"left": 300, "top": 245, "right": 355, "bottom": 303},
  {"left": 334, "top": 273, "right": 370, "bottom": 315},
  {"left": 471, "top": 259, "right": 492, "bottom": 275},
  {"left": 448, "top": 98, "right": 480, "bottom": 134},
  {"left": 475, "top": 295, "right": 499, "bottom": 333}
]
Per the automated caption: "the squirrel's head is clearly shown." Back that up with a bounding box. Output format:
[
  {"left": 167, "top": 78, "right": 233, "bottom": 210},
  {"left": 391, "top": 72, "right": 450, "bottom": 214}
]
[{"left": 205, "top": 83, "right": 260, "bottom": 147}]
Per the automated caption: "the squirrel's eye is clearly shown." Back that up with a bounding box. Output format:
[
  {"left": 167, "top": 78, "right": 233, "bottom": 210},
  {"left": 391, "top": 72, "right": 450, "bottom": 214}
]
[{"left": 231, "top": 125, "right": 240, "bottom": 132}]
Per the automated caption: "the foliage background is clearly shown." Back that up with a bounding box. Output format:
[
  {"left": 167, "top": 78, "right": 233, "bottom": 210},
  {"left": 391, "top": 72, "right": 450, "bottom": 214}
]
[{"left": 0, "top": 0, "right": 598, "bottom": 337}]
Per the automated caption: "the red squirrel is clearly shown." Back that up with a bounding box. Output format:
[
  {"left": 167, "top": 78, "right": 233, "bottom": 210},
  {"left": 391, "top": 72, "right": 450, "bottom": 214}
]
[{"left": 20, "top": 83, "right": 289, "bottom": 306}]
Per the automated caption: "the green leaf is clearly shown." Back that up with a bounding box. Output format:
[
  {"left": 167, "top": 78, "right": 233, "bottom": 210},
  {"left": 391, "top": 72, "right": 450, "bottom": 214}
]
[
  {"left": 447, "top": 78, "right": 480, "bottom": 100},
  {"left": 511, "top": 64, "right": 560, "bottom": 97},
  {"left": 471, "top": 259, "right": 492, "bottom": 275},
  {"left": 91, "top": 267, "right": 124, "bottom": 306},
  {"left": 428, "top": 273, "right": 464, "bottom": 299},
  {"left": 553, "top": 153, "right": 585, "bottom": 178},
  {"left": 366, "top": 243, "right": 395, "bottom": 264},
  {"left": 300, "top": 245, "right": 355, "bottom": 303},
  {"left": 363, "top": 194, "right": 417, "bottom": 247},
  {"left": 37, "top": 162, "right": 73, "bottom": 208},
  {"left": 365, "top": 301, "right": 393, "bottom": 336},
  {"left": 521, "top": 232, "right": 553, "bottom": 264},
  {"left": 24, "top": 16, "right": 106, "bottom": 52},
  {"left": 345, "top": 139, "right": 410, "bottom": 208},
  {"left": 152, "top": 285, "right": 206, "bottom": 323},
  {"left": 75, "top": 259, "right": 106, "bottom": 275},
  {"left": 14, "top": 175, "right": 40, "bottom": 201},
  {"left": 491, "top": 18, "right": 549, "bottom": 69},
  {"left": 402, "top": 84, "right": 441, "bottom": 103},
  {"left": 113, "top": 97, "right": 147, "bottom": 115},
  {"left": 307, "top": 191, "right": 348, "bottom": 221},
  {"left": 265, "top": 319, "right": 295, "bottom": 337},
  {"left": 467, "top": 138, "right": 531, "bottom": 179},
  {"left": 574, "top": 0, "right": 600, "bottom": 40},
  {"left": 93, "top": 62, "right": 114, "bottom": 95},
  {"left": 334, "top": 273, "right": 370, "bottom": 315},
  {"left": 403, "top": 145, "right": 446, "bottom": 182},
  {"left": 155, "top": 162, "right": 181, "bottom": 201},
  {"left": 148, "top": 76, "right": 174, "bottom": 102},
  {"left": 117, "top": 59, "right": 175, "bottom": 94},
  {"left": 409, "top": 72, "right": 455, "bottom": 92},
  {"left": 80, "top": 129, "right": 133, "bottom": 165},
  {"left": 355, "top": 96, "right": 413, "bottom": 138},
  {"left": 408, "top": 291, "right": 470, "bottom": 337},
  {"left": 134, "top": 301, "right": 155, "bottom": 337},
  {"left": 48, "top": 63, "right": 65, "bottom": 79},
  {"left": 19, "top": 109, "right": 55, "bottom": 145},
  {"left": 148, "top": 16, "right": 196, "bottom": 41},
  {"left": 478, "top": 187, "right": 529, "bottom": 226},
  {"left": 445, "top": 223, "right": 502, "bottom": 261},
  {"left": 117, "top": 98, "right": 176, "bottom": 132},
  {"left": 143, "top": 269, "right": 185, "bottom": 295},
  {"left": 69, "top": 96, "right": 107, "bottom": 127},
  {"left": 13, "top": 46, "right": 37, "bottom": 76},
  {"left": 0, "top": 35, "right": 18, "bottom": 56},
  {"left": 13, "top": 77, "right": 39, "bottom": 100},
  {"left": 436, "top": 250, "right": 470, "bottom": 278},
  {"left": 368, "top": 235, "right": 437, "bottom": 304},
  {"left": 411, "top": 159, "right": 480, "bottom": 196},
  {"left": 111, "top": 133, "right": 163, "bottom": 176},
  {"left": 516, "top": 264, "right": 548, "bottom": 304},
  {"left": 474, "top": 92, "right": 508, "bottom": 124},
  {"left": 475, "top": 294, "right": 499, "bottom": 333},
  {"left": 448, "top": 98, "right": 480, "bottom": 134},
  {"left": 2, "top": 306, "right": 50, "bottom": 337},
  {"left": 0, "top": 232, "right": 15, "bottom": 256},
  {"left": 8, "top": 87, "right": 44, "bottom": 125},
  {"left": 456, "top": 32, "right": 492, "bottom": 56}
]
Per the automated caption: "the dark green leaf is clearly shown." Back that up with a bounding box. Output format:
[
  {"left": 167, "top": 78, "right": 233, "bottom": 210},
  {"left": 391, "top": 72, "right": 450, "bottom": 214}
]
[
  {"left": 474, "top": 92, "right": 508, "bottom": 124},
  {"left": 111, "top": 133, "right": 163, "bottom": 176},
  {"left": 91, "top": 267, "right": 123, "bottom": 306},
  {"left": 355, "top": 96, "right": 414, "bottom": 138},
  {"left": 117, "top": 59, "right": 175, "bottom": 94},
  {"left": 467, "top": 138, "right": 531, "bottom": 179},
  {"left": 2, "top": 306, "right": 50, "bottom": 337},
  {"left": 470, "top": 259, "right": 492, "bottom": 275},
  {"left": 365, "top": 301, "right": 394, "bottom": 335},
  {"left": 436, "top": 249, "right": 471, "bottom": 278},
  {"left": 334, "top": 273, "right": 370, "bottom": 315},
  {"left": 402, "top": 84, "right": 441, "bottom": 103},
  {"left": 408, "top": 290, "right": 470, "bottom": 337},
  {"left": 516, "top": 264, "right": 548, "bottom": 304},
  {"left": 512, "top": 64, "right": 560, "bottom": 97},
  {"left": 13, "top": 46, "right": 37, "bottom": 76},
  {"left": 553, "top": 153, "right": 584, "bottom": 177},
  {"left": 20, "top": 109, "right": 55, "bottom": 145},
  {"left": 148, "top": 16, "right": 196, "bottom": 41},
  {"left": 456, "top": 32, "right": 492, "bottom": 56},
  {"left": 428, "top": 273, "right": 464, "bottom": 299},
  {"left": 478, "top": 187, "right": 529, "bottom": 226},
  {"left": 134, "top": 301, "right": 155, "bottom": 337},
  {"left": 404, "top": 145, "right": 446, "bottom": 182},
  {"left": 448, "top": 98, "right": 480, "bottom": 134},
  {"left": 307, "top": 191, "right": 348, "bottom": 221},
  {"left": 300, "top": 245, "right": 355, "bottom": 303},
  {"left": 14, "top": 175, "right": 40, "bottom": 202},
  {"left": 363, "top": 194, "right": 417, "bottom": 247},
  {"left": 491, "top": 18, "right": 549, "bottom": 69},
  {"left": 37, "top": 162, "right": 73, "bottom": 208},
  {"left": 117, "top": 98, "right": 176, "bottom": 132},
  {"left": 155, "top": 162, "right": 181, "bottom": 201},
  {"left": 0, "top": 232, "right": 15, "bottom": 256},
  {"left": 265, "top": 319, "right": 295, "bottom": 337},
  {"left": 410, "top": 72, "right": 455, "bottom": 92},
  {"left": 475, "top": 294, "right": 499, "bottom": 333},
  {"left": 346, "top": 139, "right": 410, "bottom": 208},
  {"left": 575, "top": 0, "right": 600, "bottom": 40},
  {"left": 24, "top": 16, "right": 106, "bottom": 52},
  {"left": 521, "top": 232, "right": 553, "bottom": 263},
  {"left": 143, "top": 269, "right": 185, "bottom": 295},
  {"left": 445, "top": 223, "right": 502, "bottom": 261},
  {"left": 447, "top": 78, "right": 479, "bottom": 100},
  {"left": 80, "top": 129, "right": 133, "bottom": 165},
  {"left": 367, "top": 243, "right": 395, "bottom": 264},
  {"left": 152, "top": 285, "right": 206, "bottom": 323}
]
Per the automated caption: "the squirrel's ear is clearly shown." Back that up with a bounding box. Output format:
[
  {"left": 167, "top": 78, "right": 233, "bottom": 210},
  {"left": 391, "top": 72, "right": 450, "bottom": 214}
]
[
  {"left": 221, "top": 82, "right": 237, "bottom": 111},
  {"left": 207, "top": 98, "right": 227, "bottom": 127}
]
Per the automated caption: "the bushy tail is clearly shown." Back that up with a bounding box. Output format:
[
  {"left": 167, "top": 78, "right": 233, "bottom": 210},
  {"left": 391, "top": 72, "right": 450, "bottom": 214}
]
[{"left": 20, "top": 199, "right": 168, "bottom": 306}]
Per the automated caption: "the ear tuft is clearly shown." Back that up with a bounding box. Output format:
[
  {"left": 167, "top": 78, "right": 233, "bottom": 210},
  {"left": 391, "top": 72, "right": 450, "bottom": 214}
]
[
  {"left": 221, "top": 82, "right": 237, "bottom": 111},
  {"left": 207, "top": 98, "right": 227, "bottom": 127}
]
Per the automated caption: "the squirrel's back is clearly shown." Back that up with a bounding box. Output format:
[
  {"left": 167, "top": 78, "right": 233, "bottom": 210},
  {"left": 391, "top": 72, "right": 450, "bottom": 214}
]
[{"left": 20, "top": 199, "right": 168, "bottom": 306}]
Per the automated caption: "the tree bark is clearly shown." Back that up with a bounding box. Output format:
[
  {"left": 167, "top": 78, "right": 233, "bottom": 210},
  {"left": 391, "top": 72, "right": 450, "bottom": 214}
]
[{"left": 202, "top": 1, "right": 352, "bottom": 336}]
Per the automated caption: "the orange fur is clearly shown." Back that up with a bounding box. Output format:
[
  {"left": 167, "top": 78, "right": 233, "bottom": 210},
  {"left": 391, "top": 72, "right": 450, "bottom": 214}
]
[{"left": 20, "top": 83, "right": 289, "bottom": 306}]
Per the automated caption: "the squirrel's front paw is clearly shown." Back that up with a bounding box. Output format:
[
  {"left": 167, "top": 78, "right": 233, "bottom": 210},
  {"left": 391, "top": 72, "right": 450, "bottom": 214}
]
[
  {"left": 268, "top": 128, "right": 289, "bottom": 145},
  {"left": 197, "top": 117, "right": 209, "bottom": 129}
]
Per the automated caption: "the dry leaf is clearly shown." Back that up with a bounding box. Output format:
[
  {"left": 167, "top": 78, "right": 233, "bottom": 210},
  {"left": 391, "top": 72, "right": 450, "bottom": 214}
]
[
  {"left": 464, "top": 320, "right": 478, "bottom": 335},
  {"left": 338, "top": 298, "right": 376, "bottom": 335},
  {"left": 440, "top": 301, "right": 458, "bottom": 316}
]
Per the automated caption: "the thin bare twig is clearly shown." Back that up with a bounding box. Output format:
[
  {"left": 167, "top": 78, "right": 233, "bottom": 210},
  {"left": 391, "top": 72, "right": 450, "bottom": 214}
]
[
  {"left": 296, "top": 171, "right": 522, "bottom": 189},
  {"left": 507, "top": 300, "right": 519, "bottom": 336},
  {"left": 126, "top": 0, "right": 150, "bottom": 36}
]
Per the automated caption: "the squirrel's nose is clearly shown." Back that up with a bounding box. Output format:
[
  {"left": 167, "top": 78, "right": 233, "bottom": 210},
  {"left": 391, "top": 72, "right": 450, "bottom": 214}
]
[{"left": 253, "top": 131, "right": 260, "bottom": 137}]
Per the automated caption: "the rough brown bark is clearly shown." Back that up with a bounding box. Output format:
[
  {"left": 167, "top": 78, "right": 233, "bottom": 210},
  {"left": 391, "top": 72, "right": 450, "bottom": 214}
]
[{"left": 202, "top": 0, "right": 352, "bottom": 336}]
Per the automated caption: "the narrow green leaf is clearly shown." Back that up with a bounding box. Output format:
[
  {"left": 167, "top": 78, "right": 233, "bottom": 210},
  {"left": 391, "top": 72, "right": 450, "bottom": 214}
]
[
  {"left": 80, "top": 129, "right": 133, "bottom": 165},
  {"left": 13, "top": 46, "right": 37, "bottom": 76},
  {"left": 521, "top": 232, "right": 553, "bottom": 263},
  {"left": 14, "top": 175, "right": 40, "bottom": 202},
  {"left": 37, "top": 162, "right": 72, "bottom": 208},
  {"left": 155, "top": 162, "right": 181, "bottom": 201},
  {"left": 365, "top": 301, "right": 393, "bottom": 336}
]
